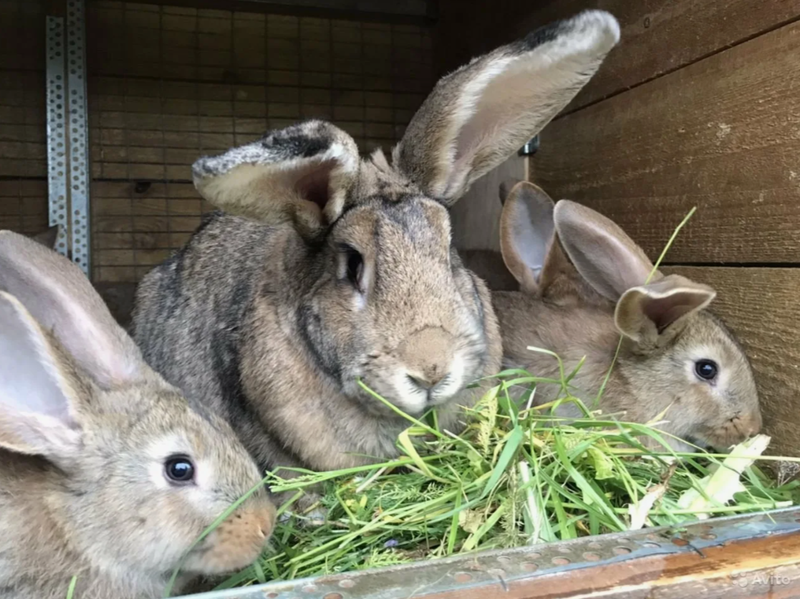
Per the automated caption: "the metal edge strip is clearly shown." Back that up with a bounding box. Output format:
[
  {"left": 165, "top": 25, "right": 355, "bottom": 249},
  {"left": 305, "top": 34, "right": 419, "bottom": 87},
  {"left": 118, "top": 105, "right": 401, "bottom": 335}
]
[
  {"left": 66, "top": 0, "right": 91, "bottom": 277},
  {"left": 45, "top": 16, "right": 69, "bottom": 257}
]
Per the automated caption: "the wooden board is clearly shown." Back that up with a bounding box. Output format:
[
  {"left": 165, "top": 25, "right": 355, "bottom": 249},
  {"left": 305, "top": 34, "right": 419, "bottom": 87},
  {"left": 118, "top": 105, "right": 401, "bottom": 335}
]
[
  {"left": 436, "top": 0, "right": 800, "bottom": 111},
  {"left": 76, "top": 1, "right": 436, "bottom": 285},
  {"left": 449, "top": 155, "right": 526, "bottom": 253},
  {"left": 431, "top": 532, "right": 800, "bottom": 598},
  {"left": 532, "top": 19, "right": 800, "bottom": 264},
  {"left": 663, "top": 267, "right": 800, "bottom": 457},
  {"left": 459, "top": 249, "right": 517, "bottom": 291}
]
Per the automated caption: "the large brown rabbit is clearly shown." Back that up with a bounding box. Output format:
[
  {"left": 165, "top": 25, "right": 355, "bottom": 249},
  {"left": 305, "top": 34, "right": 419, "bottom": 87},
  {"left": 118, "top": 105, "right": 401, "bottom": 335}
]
[
  {"left": 492, "top": 181, "right": 762, "bottom": 452},
  {"left": 0, "top": 231, "right": 275, "bottom": 599},
  {"left": 132, "top": 11, "right": 621, "bottom": 476}
]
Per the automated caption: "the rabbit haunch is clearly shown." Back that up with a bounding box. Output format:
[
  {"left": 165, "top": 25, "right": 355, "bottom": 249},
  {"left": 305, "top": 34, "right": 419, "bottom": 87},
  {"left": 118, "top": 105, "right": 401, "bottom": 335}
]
[
  {"left": 490, "top": 181, "right": 762, "bottom": 453},
  {"left": 0, "top": 231, "right": 275, "bottom": 599},
  {"left": 132, "top": 11, "right": 620, "bottom": 476}
]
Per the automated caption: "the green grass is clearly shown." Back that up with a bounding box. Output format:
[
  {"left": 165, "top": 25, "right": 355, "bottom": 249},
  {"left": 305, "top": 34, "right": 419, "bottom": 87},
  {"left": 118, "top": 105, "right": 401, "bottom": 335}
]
[
  {"left": 208, "top": 375, "right": 799, "bottom": 589},
  {"left": 65, "top": 576, "right": 77, "bottom": 599}
]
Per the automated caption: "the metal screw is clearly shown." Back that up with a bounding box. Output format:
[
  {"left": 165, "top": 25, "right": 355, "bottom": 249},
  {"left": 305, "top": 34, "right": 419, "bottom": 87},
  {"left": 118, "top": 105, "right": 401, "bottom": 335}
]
[{"left": 519, "top": 135, "right": 540, "bottom": 156}]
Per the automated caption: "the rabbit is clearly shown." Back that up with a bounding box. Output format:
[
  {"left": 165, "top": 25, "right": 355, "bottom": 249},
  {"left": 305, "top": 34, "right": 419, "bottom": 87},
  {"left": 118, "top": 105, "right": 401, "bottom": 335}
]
[
  {"left": 131, "top": 11, "right": 621, "bottom": 482},
  {"left": 0, "top": 230, "right": 276, "bottom": 599},
  {"left": 31, "top": 224, "right": 61, "bottom": 250},
  {"left": 491, "top": 181, "right": 762, "bottom": 453}
]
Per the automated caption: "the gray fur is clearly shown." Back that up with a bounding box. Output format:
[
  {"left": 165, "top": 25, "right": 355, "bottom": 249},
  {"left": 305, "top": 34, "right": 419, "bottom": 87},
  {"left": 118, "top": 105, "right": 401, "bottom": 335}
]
[
  {"left": 493, "top": 182, "right": 762, "bottom": 453},
  {"left": 132, "top": 11, "right": 620, "bottom": 481},
  {"left": 0, "top": 231, "right": 275, "bottom": 599}
]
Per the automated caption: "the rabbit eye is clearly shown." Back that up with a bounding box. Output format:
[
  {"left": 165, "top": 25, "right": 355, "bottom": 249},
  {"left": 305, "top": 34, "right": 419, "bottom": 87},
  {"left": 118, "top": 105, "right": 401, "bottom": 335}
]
[
  {"left": 341, "top": 246, "right": 364, "bottom": 292},
  {"left": 164, "top": 455, "right": 195, "bottom": 484},
  {"left": 694, "top": 359, "right": 718, "bottom": 381}
]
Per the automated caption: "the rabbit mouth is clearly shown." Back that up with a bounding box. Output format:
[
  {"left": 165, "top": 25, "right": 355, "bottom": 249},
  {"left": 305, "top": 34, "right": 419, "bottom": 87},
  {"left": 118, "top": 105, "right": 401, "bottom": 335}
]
[
  {"left": 181, "top": 538, "right": 265, "bottom": 575},
  {"left": 684, "top": 435, "right": 715, "bottom": 452}
]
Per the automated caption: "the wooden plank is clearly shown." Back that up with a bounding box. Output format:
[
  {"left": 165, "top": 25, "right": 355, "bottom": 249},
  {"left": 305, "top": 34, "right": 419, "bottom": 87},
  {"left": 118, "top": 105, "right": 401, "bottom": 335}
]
[
  {"left": 428, "top": 532, "right": 800, "bottom": 598},
  {"left": 436, "top": 0, "right": 800, "bottom": 111},
  {"left": 98, "top": 0, "right": 436, "bottom": 25},
  {"left": 459, "top": 249, "right": 517, "bottom": 292},
  {"left": 449, "top": 156, "right": 526, "bottom": 253},
  {"left": 532, "top": 20, "right": 800, "bottom": 264},
  {"left": 663, "top": 267, "right": 800, "bottom": 457}
]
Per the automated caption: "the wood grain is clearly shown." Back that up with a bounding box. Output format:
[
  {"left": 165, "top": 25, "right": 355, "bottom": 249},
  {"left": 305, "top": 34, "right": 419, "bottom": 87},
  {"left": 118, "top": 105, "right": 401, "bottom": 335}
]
[
  {"left": 437, "top": 0, "right": 800, "bottom": 111},
  {"left": 429, "top": 531, "right": 800, "bottom": 598},
  {"left": 532, "top": 19, "right": 800, "bottom": 264},
  {"left": 449, "top": 155, "right": 526, "bottom": 253},
  {"left": 662, "top": 267, "right": 800, "bottom": 457}
]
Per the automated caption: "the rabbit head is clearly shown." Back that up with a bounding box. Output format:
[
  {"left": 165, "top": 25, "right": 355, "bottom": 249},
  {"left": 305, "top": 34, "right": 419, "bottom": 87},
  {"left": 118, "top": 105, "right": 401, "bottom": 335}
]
[
  {"left": 495, "top": 182, "right": 761, "bottom": 452},
  {"left": 188, "top": 11, "right": 620, "bottom": 420},
  {"left": 0, "top": 231, "right": 275, "bottom": 595}
]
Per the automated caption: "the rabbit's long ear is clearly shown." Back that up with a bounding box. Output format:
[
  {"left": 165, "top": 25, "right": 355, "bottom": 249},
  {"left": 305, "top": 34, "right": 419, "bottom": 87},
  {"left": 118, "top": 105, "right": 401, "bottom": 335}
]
[
  {"left": 615, "top": 276, "right": 716, "bottom": 348},
  {"left": 552, "top": 201, "right": 716, "bottom": 347},
  {"left": 553, "top": 200, "right": 657, "bottom": 301},
  {"left": 0, "top": 292, "right": 85, "bottom": 458},
  {"left": 0, "top": 231, "right": 148, "bottom": 390},
  {"left": 498, "top": 181, "right": 556, "bottom": 294},
  {"left": 393, "top": 10, "right": 619, "bottom": 206},
  {"left": 193, "top": 120, "right": 360, "bottom": 238},
  {"left": 31, "top": 225, "right": 60, "bottom": 250}
]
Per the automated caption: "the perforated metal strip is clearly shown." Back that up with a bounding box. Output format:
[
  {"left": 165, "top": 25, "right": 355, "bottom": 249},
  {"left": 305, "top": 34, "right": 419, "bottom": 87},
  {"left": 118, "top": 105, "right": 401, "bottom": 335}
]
[
  {"left": 45, "top": 16, "right": 69, "bottom": 257},
  {"left": 66, "top": 0, "right": 91, "bottom": 276}
]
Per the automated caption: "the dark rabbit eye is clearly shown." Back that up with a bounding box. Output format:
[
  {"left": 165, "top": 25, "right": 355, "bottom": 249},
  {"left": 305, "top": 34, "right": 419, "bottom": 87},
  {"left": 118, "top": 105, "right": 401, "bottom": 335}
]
[
  {"left": 164, "top": 455, "right": 195, "bottom": 484},
  {"left": 694, "top": 359, "right": 718, "bottom": 381},
  {"left": 344, "top": 247, "right": 364, "bottom": 291}
]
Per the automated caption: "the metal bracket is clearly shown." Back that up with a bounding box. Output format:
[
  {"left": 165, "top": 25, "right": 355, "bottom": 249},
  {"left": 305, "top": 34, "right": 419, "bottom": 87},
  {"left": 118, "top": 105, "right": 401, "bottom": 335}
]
[
  {"left": 519, "top": 135, "right": 540, "bottom": 156},
  {"left": 45, "top": 0, "right": 91, "bottom": 276},
  {"left": 45, "top": 16, "right": 69, "bottom": 257}
]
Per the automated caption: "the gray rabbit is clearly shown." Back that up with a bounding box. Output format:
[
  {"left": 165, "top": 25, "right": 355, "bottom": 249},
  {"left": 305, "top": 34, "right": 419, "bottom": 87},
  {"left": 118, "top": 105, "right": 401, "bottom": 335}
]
[
  {"left": 0, "top": 231, "right": 275, "bottom": 599},
  {"left": 491, "top": 181, "right": 762, "bottom": 452},
  {"left": 132, "top": 12, "right": 621, "bottom": 477}
]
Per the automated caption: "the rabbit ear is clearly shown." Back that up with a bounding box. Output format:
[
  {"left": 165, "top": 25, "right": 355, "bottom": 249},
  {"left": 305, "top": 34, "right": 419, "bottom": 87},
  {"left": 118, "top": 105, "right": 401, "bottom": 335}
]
[
  {"left": 193, "top": 120, "right": 360, "bottom": 238},
  {"left": 31, "top": 225, "right": 61, "bottom": 250},
  {"left": 0, "top": 231, "right": 148, "bottom": 390},
  {"left": 615, "top": 275, "right": 716, "bottom": 348},
  {"left": 393, "top": 10, "right": 619, "bottom": 206},
  {"left": 553, "top": 200, "right": 657, "bottom": 301},
  {"left": 499, "top": 181, "right": 556, "bottom": 293},
  {"left": 0, "top": 292, "right": 85, "bottom": 458}
]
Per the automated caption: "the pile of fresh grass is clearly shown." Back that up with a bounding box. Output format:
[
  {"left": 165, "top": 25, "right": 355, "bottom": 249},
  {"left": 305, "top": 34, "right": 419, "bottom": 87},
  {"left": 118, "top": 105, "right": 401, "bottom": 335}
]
[{"left": 212, "top": 370, "right": 800, "bottom": 590}]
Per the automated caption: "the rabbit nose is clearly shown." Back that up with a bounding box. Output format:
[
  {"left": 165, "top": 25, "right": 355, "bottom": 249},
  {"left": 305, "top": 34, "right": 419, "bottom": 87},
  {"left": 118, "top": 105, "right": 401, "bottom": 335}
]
[
  {"left": 398, "top": 326, "right": 455, "bottom": 390},
  {"left": 408, "top": 369, "right": 446, "bottom": 390}
]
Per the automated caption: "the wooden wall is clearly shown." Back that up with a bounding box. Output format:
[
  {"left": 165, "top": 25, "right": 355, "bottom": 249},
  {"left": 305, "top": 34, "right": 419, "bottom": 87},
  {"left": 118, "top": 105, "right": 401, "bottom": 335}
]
[
  {"left": 439, "top": 0, "right": 800, "bottom": 455},
  {"left": 87, "top": 1, "right": 433, "bottom": 290},
  {"left": 0, "top": 0, "right": 48, "bottom": 236},
  {"left": 0, "top": 0, "right": 434, "bottom": 322}
]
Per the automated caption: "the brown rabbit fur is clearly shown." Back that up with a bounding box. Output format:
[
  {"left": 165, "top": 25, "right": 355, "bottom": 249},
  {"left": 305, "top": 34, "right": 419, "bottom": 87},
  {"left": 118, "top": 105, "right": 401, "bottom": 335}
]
[
  {"left": 492, "top": 181, "right": 761, "bottom": 453},
  {"left": 0, "top": 231, "right": 275, "bottom": 599},
  {"left": 132, "top": 12, "right": 620, "bottom": 480}
]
